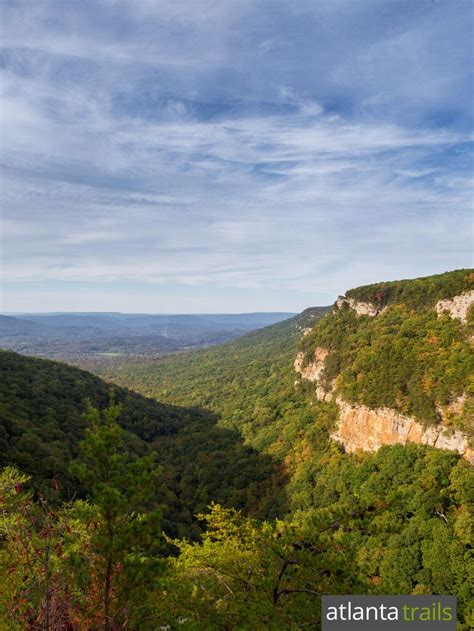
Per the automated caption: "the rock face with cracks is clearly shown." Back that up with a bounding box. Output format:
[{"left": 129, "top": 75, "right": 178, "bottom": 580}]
[
  {"left": 335, "top": 296, "right": 382, "bottom": 317},
  {"left": 435, "top": 290, "right": 474, "bottom": 323},
  {"left": 331, "top": 400, "right": 473, "bottom": 464},
  {"left": 295, "top": 344, "right": 473, "bottom": 464}
]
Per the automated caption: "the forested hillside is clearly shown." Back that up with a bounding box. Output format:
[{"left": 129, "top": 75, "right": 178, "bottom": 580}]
[
  {"left": 299, "top": 269, "right": 474, "bottom": 436},
  {"left": 94, "top": 306, "right": 329, "bottom": 454},
  {"left": 0, "top": 350, "right": 285, "bottom": 535},
  {"left": 0, "top": 274, "right": 473, "bottom": 629}
]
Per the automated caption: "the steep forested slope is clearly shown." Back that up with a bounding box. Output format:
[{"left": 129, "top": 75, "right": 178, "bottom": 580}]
[
  {"left": 94, "top": 307, "right": 330, "bottom": 454},
  {"left": 298, "top": 269, "right": 474, "bottom": 437},
  {"left": 0, "top": 350, "right": 177, "bottom": 485},
  {"left": 0, "top": 350, "right": 285, "bottom": 534}
]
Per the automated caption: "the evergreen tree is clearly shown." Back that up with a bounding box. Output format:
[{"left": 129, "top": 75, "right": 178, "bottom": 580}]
[{"left": 69, "top": 398, "right": 164, "bottom": 629}]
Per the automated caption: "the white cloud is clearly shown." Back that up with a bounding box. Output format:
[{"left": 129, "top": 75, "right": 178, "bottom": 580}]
[{"left": 0, "top": 0, "right": 472, "bottom": 311}]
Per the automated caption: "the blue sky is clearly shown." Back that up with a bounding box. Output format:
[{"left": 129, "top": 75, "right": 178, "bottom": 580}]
[{"left": 1, "top": 0, "right": 473, "bottom": 313}]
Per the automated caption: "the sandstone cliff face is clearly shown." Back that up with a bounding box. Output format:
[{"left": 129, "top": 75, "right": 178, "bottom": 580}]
[
  {"left": 294, "top": 348, "right": 334, "bottom": 401},
  {"left": 335, "top": 296, "right": 381, "bottom": 317},
  {"left": 295, "top": 345, "right": 472, "bottom": 463},
  {"left": 435, "top": 290, "right": 474, "bottom": 323},
  {"left": 331, "top": 400, "right": 474, "bottom": 465},
  {"left": 294, "top": 348, "right": 329, "bottom": 382}
]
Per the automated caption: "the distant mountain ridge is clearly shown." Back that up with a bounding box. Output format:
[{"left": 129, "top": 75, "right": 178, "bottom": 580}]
[
  {"left": 0, "top": 311, "right": 295, "bottom": 363},
  {"left": 0, "top": 314, "right": 47, "bottom": 334},
  {"left": 9, "top": 311, "right": 294, "bottom": 326}
]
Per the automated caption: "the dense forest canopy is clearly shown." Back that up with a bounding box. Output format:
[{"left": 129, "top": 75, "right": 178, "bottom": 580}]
[
  {"left": 93, "top": 307, "right": 330, "bottom": 454},
  {"left": 0, "top": 272, "right": 473, "bottom": 629},
  {"left": 0, "top": 350, "right": 285, "bottom": 535}
]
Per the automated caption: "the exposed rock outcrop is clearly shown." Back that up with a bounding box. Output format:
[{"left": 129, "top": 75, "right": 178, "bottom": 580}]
[
  {"left": 294, "top": 348, "right": 334, "bottom": 401},
  {"left": 435, "top": 290, "right": 474, "bottom": 323},
  {"left": 336, "top": 296, "right": 383, "bottom": 317},
  {"left": 295, "top": 348, "right": 472, "bottom": 463},
  {"left": 297, "top": 278, "right": 473, "bottom": 463},
  {"left": 331, "top": 400, "right": 473, "bottom": 464},
  {"left": 336, "top": 289, "right": 474, "bottom": 322},
  {"left": 294, "top": 348, "right": 329, "bottom": 382}
]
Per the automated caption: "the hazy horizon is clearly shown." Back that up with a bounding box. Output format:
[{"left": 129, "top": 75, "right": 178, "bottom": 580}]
[
  {"left": 1, "top": 310, "right": 298, "bottom": 316},
  {"left": 1, "top": 266, "right": 470, "bottom": 314}
]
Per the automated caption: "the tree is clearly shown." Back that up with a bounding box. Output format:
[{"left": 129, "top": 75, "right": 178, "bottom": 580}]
[
  {"left": 69, "top": 398, "right": 164, "bottom": 629},
  {"left": 0, "top": 467, "right": 76, "bottom": 629}
]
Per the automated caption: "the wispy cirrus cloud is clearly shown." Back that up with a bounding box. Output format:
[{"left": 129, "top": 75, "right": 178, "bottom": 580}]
[{"left": 0, "top": 0, "right": 472, "bottom": 312}]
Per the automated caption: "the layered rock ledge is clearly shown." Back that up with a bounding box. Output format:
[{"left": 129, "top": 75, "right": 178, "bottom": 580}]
[
  {"left": 295, "top": 346, "right": 473, "bottom": 463},
  {"left": 331, "top": 400, "right": 473, "bottom": 465}
]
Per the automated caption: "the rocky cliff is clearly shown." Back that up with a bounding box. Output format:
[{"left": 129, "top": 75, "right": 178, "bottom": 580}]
[
  {"left": 335, "top": 296, "right": 381, "bottom": 317},
  {"left": 296, "top": 271, "right": 474, "bottom": 463},
  {"left": 332, "top": 399, "right": 474, "bottom": 464},
  {"left": 338, "top": 289, "right": 474, "bottom": 322},
  {"left": 435, "top": 290, "right": 474, "bottom": 323}
]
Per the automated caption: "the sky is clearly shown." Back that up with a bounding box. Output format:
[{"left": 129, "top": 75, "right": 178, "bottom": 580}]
[{"left": 0, "top": 0, "right": 473, "bottom": 313}]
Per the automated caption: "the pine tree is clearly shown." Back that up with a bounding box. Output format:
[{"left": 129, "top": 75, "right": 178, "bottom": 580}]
[{"left": 70, "top": 397, "right": 164, "bottom": 629}]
